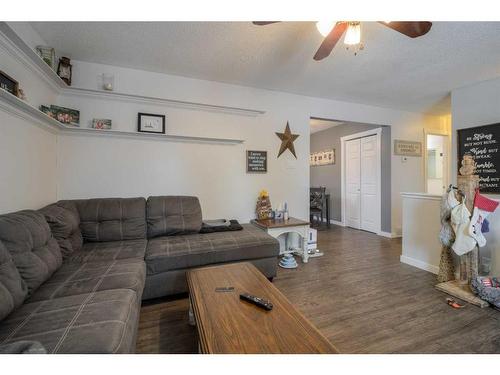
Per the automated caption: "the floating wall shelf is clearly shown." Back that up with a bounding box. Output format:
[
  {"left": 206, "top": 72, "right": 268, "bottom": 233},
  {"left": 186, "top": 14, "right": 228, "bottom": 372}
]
[
  {"left": 0, "top": 90, "right": 244, "bottom": 144},
  {"left": 63, "top": 87, "right": 266, "bottom": 117},
  {"left": 0, "top": 22, "right": 68, "bottom": 92},
  {"left": 0, "top": 22, "right": 266, "bottom": 118}
]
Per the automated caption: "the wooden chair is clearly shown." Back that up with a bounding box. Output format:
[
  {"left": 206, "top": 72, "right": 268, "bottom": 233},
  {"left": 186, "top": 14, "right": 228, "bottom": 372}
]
[{"left": 310, "top": 187, "right": 328, "bottom": 228}]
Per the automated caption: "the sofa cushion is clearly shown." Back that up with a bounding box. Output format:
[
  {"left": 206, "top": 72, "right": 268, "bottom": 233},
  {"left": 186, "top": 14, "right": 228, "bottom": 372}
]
[
  {"left": 66, "top": 239, "right": 147, "bottom": 263},
  {"left": 39, "top": 202, "right": 83, "bottom": 258},
  {"left": 28, "top": 259, "right": 146, "bottom": 303},
  {"left": 0, "top": 211, "right": 62, "bottom": 296},
  {"left": 146, "top": 196, "right": 202, "bottom": 238},
  {"left": 0, "top": 289, "right": 140, "bottom": 353},
  {"left": 74, "top": 198, "right": 146, "bottom": 242},
  {"left": 145, "top": 224, "right": 279, "bottom": 274},
  {"left": 0, "top": 240, "right": 28, "bottom": 321}
]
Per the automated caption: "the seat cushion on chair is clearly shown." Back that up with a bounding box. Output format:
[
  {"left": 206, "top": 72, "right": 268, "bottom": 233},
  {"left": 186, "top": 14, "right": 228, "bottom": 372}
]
[
  {"left": 66, "top": 239, "right": 147, "bottom": 263},
  {"left": 146, "top": 196, "right": 202, "bottom": 238},
  {"left": 145, "top": 224, "right": 279, "bottom": 274},
  {"left": 0, "top": 240, "right": 28, "bottom": 321},
  {"left": 0, "top": 211, "right": 62, "bottom": 297},
  {"left": 0, "top": 289, "right": 140, "bottom": 353},
  {"left": 73, "top": 198, "right": 146, "bottom": 242},
  {"left": 28, "top": 259, "right": 146, "bottom": 303},
  {"left": 39, "top": 202, "right": 83, "bottom": 258}
]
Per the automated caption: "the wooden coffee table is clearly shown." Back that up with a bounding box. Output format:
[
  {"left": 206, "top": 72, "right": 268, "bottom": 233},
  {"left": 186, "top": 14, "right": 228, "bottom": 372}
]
[{"left": 186, "top": 262, "right": 338, "bottom": 354}]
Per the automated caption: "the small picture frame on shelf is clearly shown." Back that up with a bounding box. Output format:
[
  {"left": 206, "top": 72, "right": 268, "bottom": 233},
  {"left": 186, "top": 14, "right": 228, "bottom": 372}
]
[
  {"left": 138, "top": 113, "right": 165, "bottom": 134},
  {"left": 92, "top": 119, "right": 112, "bottom": 130},
  {"left": 35, "top": 46, "right": 56, "bottom": 70},
  {"left": 49, "top": 105, "right": 80, "bottom": 126},
  {"left": 0, "top": 70, "right": 19, "bottom": 97}
]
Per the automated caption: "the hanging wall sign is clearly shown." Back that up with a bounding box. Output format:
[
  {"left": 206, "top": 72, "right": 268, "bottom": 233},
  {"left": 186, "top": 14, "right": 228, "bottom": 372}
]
[
  {"left": 458, "top": 123, "right": 500, "bottom": 193},
  {"left": 394, "top": 140, "right": 422, "bottom": 156},
  {"left": 246, "top": 150, "right": 267, "bottom": 173}
]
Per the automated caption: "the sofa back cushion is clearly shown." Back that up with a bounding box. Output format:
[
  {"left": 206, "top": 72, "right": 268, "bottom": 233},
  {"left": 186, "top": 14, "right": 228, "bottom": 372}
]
[
  {"left": 147, "top": 196, "right": 202, "bottom": 238},
  {"left": 75, "top": 198, "right": 146, "bottom": 242},
  {"left": 39, "top": 201, "right": 83, "bottom": 258},
  {"left": 0, "top": 240, "right": 27, "bottom": 321},
  {"left": 0, "top": 211, "right": 62, "bottom": 296}
]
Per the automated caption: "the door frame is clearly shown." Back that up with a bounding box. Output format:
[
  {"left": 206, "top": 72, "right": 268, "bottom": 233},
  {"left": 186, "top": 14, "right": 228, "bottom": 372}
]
[
  {"left": 340, "top": 128, "right": 382, "bottom": 235},
  {"left": 423, "top": 130, "right": 450, "bottom": 194}
]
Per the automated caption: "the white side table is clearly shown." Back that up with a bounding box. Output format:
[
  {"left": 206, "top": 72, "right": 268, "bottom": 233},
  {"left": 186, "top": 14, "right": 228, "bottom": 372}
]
[{"left": 252, "top": 217, "right": 314, "bottom": 263}]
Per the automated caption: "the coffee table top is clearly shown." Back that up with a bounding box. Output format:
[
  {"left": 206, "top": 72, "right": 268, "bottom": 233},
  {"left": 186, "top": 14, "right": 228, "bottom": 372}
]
[
  {"left": 251, "top": 217, "right": 310, "bottom": 229},
  {"left": 186, "top": 262, "right": 338, "bottom": 354}
]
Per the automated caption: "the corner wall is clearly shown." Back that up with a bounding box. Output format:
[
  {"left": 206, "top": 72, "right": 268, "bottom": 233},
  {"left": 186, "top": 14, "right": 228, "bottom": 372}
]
[{"left": 0, "top": 24, "right": 58, "bottom": 213}]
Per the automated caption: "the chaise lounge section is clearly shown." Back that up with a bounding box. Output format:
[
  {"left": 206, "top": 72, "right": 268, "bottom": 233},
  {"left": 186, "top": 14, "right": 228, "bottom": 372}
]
[{"left": 0, "top": 195, "right": 279, "bottom": 353}]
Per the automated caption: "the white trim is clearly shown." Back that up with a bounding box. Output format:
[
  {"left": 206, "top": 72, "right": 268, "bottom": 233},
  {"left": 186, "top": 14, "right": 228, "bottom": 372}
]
[
  {"left": 340, "top": 128, "right": 383, "bottom": 234},
  {"left": 319, "top": 218, "right": 345, "bottom": 227},
  {"left": 401, "top": 192, "right": 441, "bottom": 201},
  {"left": 378, "top": 231, "right": 399, "bottom": 238},
  {"left": 400, "top": 255, "right": 439, "bottom": 275}
]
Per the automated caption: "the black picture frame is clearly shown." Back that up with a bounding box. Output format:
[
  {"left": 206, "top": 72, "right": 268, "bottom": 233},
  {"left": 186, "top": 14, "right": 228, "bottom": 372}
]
[
  {"left": 246, "top": 150, "right": 268, "bottom": 173},
  {"left": 0, "top": 70, "right": 19, "bottom": 97},
  {"left": 138, "top": 113, "right": 166, "bottom": 134}
]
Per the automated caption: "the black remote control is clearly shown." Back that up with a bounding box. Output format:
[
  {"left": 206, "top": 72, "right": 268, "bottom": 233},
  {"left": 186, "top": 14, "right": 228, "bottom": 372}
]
[{"left": 239, "top": 293, "right": 273, "bottom": 311}]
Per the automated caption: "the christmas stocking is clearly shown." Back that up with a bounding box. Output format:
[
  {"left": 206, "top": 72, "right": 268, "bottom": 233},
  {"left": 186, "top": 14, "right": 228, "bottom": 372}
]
[{"left": 469, "top": 190, "right": 499, "bottom": 247}]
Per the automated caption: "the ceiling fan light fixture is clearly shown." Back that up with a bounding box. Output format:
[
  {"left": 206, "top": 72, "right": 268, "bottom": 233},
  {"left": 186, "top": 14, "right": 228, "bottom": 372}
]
[
  {"left": 316, "top": 20, "right": 337, "bottom": 37},
  {"left": 344, "top": 22, "right": 361, "bottom": 45}
]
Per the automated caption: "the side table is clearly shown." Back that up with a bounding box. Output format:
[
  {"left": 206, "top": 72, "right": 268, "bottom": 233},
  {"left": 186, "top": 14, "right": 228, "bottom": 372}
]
[{"left": 251, "top": 217, "right": 321, "bottom": 264}]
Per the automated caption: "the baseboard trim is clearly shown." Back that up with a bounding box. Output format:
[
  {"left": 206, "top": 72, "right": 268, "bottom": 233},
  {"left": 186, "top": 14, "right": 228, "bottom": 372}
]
[
  {"left": 319, "top": 218, "right": 345, "bottom": 227},
  {"left": 400, "top": 255, "right": 439, "bottom": 275},
  {"left": 378, "top": 231, "right": 393, "bottom": 238}
]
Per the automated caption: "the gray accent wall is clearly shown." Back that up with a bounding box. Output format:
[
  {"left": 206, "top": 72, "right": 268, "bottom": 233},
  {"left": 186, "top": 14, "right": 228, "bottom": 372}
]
[{"left": 310, "top": 122, "right": 392, "bottom": 233}]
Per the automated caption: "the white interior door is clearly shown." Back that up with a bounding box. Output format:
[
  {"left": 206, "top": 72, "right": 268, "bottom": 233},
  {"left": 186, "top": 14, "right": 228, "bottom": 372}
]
[
  {"left": 345, "top": 138, "right": 361, "bottom": 229},
  {"left": 360, "top": 135, "right": 379, "bottom": 233}
]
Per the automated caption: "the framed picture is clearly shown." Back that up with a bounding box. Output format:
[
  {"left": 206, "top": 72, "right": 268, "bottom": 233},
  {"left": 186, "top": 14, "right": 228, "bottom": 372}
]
[
  {"left": 35, "top": 46, "right": 56, "bottom": 70},
  {"left": 310, "top": 149, "right": 335, "bottom": 166},
  {"left": 92, "top": 119, "right": 112, "bottom": 130},
  {"left": 246, "top": 150, "right": 267, "bottom": 173},
  {"left": 0, "top": 70, "right": 19, "bottom": 97},
  {"left": 138, "top": 113, "right": 165, "bottom": 134},
  {"left": 49, "top": 105, "right": 80, "bottom": 126}
]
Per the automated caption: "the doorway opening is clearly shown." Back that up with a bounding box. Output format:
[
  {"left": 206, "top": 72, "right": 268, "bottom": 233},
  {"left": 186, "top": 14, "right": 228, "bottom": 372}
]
[
  {"left": 309, "top": 118, "right": 391, "bottom": 236},
  {"left": 425, "top": 133, "right": 449, "bottom": 195}
]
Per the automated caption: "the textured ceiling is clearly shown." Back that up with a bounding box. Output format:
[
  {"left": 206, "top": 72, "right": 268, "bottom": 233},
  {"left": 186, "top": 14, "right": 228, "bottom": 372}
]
[
  {"left": 310, "top": 118, "right": 343, "bottom": 133},
  {"left": 30, "top": 21, "right": 500, "bottom": 115}
]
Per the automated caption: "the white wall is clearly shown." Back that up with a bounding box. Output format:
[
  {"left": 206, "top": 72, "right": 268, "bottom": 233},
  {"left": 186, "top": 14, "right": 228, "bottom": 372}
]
[
  {"left": 401, "top": 193, "right": 441, "bottom": 274},
  {"left": 452, "top": 77, "right": 500, "bottom": 275},
  {"left": 51, "top": 60, "right": 445, "bottom": 230},
  {"left": 0, "top": 24, "right": 447, "bottom": 230},
  {"left": 0, "top": 24, "right": 58, "bottom": 213}
]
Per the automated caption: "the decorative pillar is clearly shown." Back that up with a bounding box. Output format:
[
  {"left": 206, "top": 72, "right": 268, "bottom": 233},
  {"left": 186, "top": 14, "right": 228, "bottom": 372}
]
[{"left": 457, "top": 155, "right": 479, "bottom": 285}]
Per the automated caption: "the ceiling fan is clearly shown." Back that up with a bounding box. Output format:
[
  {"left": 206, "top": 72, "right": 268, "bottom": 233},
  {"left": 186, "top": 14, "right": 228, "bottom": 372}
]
[{"left": 252, "top": 21, "right": 432, "bottom": 61}]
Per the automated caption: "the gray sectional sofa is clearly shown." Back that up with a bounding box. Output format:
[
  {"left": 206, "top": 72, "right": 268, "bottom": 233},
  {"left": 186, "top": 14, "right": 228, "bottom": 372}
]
[{"left": 0, "top": 196, "right": 279, "bottom": 353}]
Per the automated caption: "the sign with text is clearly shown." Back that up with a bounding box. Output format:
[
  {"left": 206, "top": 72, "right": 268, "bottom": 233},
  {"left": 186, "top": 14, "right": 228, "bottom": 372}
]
[
  {"left": 246, "top": 150, "right": 267, "bottom": 173},
  {"left": 458, "top": 123, "right": 500, "bottom": 193},
  {"left": 394, "top": 140, "right": 422, "bottom": 157}
]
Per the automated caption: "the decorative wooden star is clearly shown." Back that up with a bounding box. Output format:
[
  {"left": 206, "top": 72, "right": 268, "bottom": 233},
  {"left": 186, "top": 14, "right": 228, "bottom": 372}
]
[{"left": 276, "top": 122, "right": 299, "bottom": 158}]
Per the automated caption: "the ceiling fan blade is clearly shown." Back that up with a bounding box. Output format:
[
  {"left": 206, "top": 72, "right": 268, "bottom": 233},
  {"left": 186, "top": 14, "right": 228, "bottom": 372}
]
[
  {"left": 313, "top": 22, "right": 348, "bottom": 61},
  {"left": 252, "top": 21, "right": 280, "bottom": 26},
  {"left": 379, "top": 21, "right": 432, "bottom": 38}
]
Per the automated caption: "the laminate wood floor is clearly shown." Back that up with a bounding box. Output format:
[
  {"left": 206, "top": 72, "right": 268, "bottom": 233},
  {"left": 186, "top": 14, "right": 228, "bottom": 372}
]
[{"left": 136, "top": 226, "right": 500, "bottom": 354}]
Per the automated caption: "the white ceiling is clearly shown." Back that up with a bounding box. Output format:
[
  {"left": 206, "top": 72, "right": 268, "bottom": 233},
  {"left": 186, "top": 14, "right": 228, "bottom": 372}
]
[
  {"left": 30, "top": 21, "right": 500, "bottom": 115},
  {"left": 310, "top": 118, "right": 343, "bottom": 134}
]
